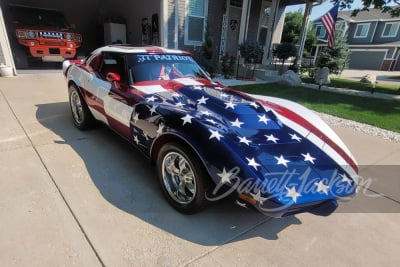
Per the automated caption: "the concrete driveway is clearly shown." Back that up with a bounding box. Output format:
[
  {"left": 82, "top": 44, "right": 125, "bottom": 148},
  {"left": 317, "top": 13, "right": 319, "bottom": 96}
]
[{"left": 0, "top": 73, "right": 399, "bottom": 266}]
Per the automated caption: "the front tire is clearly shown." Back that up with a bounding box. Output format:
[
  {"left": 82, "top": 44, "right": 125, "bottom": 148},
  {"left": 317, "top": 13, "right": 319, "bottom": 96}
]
[
  {"left": 156, "top": 143, "right": 211, "bottom": 214},
  {"left": 68, "top": 85, "right": 95, "bottom": 130}
]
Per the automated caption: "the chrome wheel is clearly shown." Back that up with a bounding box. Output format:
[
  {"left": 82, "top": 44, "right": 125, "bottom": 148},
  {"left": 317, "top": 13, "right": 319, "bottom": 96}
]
[
  {"left": 70, "top": 90, "right": 84, "bottom": 125},
  {"left": 161, "top": 151, "right": 197, "bottom": 205}
]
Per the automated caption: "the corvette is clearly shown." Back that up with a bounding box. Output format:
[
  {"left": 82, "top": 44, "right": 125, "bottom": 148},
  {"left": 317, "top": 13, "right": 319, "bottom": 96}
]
[{"left": 63, "top": 45, "right": 358, "bottom": 217}]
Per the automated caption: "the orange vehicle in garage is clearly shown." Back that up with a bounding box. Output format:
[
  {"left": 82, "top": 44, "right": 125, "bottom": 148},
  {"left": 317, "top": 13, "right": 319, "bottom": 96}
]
[{"left": 9, "top": 5, "right": 82, "bottom": 62}]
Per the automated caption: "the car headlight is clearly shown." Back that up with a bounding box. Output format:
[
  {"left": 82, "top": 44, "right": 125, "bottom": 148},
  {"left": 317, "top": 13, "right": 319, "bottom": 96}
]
[
  {"left": 27, "top": 31, "right": 37, "bottom": 39},
  {"left": 65, "top": 33, "right": 72, "bottom": 40}
]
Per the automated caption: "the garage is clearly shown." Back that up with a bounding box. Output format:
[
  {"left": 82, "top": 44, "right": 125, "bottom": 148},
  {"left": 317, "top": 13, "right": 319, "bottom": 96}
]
[
  {"left": 0, "top": 0, "right": 164, "bottom": 69},
  {"left": 348, "top": 50, "right": 385, "bottom": 70}
]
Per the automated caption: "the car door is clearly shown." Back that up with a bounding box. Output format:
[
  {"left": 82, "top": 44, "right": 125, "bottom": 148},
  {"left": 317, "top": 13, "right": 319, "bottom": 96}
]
[{"left": 99, "top": 52, "right": 137, "bottom": 139}]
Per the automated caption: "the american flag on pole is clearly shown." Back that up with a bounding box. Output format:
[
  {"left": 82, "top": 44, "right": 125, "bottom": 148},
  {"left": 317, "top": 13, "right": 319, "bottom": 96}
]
[{"left": 321, "top": 4, "right": 339, "bottom": 47}]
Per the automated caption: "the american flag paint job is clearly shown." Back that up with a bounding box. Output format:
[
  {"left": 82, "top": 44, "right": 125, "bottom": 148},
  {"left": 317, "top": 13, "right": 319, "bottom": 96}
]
[{"left": 64, "top": 45, "right": 358, "bottom": 217}]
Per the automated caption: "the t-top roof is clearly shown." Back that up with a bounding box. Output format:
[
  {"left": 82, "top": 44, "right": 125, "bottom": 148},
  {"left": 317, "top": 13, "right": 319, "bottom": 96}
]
[{"left": 93, "top": 45, "right": 190, "bottom": 55}]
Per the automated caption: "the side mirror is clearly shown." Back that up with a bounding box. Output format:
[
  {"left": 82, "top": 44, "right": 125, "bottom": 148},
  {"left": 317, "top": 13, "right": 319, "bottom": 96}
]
[{"left": 106, "top": 72, "right": 120, "bottom": 83}]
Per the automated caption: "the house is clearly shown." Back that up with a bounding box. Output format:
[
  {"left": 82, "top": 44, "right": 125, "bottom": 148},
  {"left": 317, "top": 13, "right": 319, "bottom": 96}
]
[
  {"left": 0, "top": 0, "right": 308, "bottom": 74},
  {"left": 313, "top": 8, "right": 400, "bottom": 71}
]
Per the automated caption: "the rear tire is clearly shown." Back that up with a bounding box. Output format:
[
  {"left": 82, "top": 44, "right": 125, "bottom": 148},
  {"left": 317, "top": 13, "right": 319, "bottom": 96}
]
[
  {"left": 156, "top": 142, "right": 211, "bottom": 214},
  {"left": 68, "top": 85, "right": 95, "bottom": 130}
]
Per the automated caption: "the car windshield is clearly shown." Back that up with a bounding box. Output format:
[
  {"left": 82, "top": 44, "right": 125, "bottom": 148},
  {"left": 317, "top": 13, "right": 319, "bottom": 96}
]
[
  {"left": 127, "top": 54, "right": 211, "bottom": 83},
  {"left": 9, "top": 5, "right": 70, "bottom": 29}
]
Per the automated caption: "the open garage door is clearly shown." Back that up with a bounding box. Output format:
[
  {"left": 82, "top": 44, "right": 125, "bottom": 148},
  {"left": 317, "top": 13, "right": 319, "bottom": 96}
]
[
  {"left": 348, "top": 51, "right": 385, "bottom": 70},
  {"left": 1, "top": 0, "right": 162, "bottom": 70}
]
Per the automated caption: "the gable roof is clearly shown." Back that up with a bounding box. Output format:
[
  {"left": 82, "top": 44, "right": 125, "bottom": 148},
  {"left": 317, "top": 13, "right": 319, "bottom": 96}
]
[{"left": 339, "top": 9, "right": 399, "bottom": 22}]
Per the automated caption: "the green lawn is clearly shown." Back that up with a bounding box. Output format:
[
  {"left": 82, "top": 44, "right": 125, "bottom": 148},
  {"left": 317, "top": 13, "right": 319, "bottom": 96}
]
[
  {"left": 301, "top": 76, "right": 400, "bottom": 95},
  {"left": 233, "top": 83, "right": 400, "bottom": 133}
]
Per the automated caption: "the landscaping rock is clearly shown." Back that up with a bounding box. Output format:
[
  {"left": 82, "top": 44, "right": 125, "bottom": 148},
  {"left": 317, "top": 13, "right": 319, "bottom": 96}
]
[
  {"left": 314, "top": 67, "right": 330, "bottom": 85},
  {"left": 279, "top": 70, "right": 302, "bottom": 86},
  {"left": 360, "top": 74, "right": 377, "bottom": 85}
]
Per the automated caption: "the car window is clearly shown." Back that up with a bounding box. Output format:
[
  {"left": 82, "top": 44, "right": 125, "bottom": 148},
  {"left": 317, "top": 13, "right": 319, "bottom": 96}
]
[
  {"left": 126, "top": 54, "right": 210, "bottom": 83},
  {"left": 87, "top": 54, "right": 102, "bottom": 71},
  {"left": 99, "top": 52, "right": 128, "bottom": 84}
]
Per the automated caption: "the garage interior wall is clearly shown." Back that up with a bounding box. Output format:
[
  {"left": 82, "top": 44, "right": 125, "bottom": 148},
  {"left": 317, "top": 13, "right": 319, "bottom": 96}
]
[{"left": 100, "top": 0, "right": 160, "bottom": 46}]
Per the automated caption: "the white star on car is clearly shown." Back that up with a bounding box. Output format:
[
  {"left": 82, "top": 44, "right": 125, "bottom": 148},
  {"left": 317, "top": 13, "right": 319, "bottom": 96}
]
[
  {"left": 206, "top": 119, "right": 217, "bottom": 125},
  {"left": 201, "top": 110, "right": 211, "bottom": 116},
  {"left": 176, "top": 102, "right": 185, "bottom": 108},
  {"left": 132, "top": 112, "right": 140, "bottom": 123},
  {"left": 181, "top": 114, "right": 194, "bottom": 125},
  {"left": 220, "top": 92, "right": 229, "bottom": 98},
  {"left": 250, "top": 191, "right": 268, "bottom": 204},
  {"left": 285, "top": 186, "right": 302, "bottom": 203},
  {"left": 289, "top": 133, "right": 302, "bottom": 142},
  {"left": 274, "top": 155, "right": 290, "bottom": 168},
  {"left": 238, "top": 136, "right": 251, "bottom": 146},
  {"left": 209, "top": 129, "right": 223, "bottom": 141},
  {"left": 246, "top": 157, "right": 261, "bottom": 170},
  {"left": 249, "top": 102, "right": 259, "bottom": 109},
  {"left": 339, "top": 173, "right": 352, "bottom": 185},
  {"left": 133, "top": 135, "right": 140, "bottom": 144},
  {"left": 302, "top": 153, "right": 316, "bottom": 164},
  {"left": 225, "top": 101, "right": 236, "bottom": 110},
  {"left": 265, "top": 134, "right": 279, "bottom": 143},
  {"left": 231, "top": 118, "right": 244, "bottom": 128},
  {"left": 217, "top": 168, "right": 233, "bottom": 184},
  {"left": 258, "top": 114, "right": 270, "bottom": 125},
  {"left": 149, "top": 105, "right": 158, "bottom": 115},
  {"left": 146, "top": 95, "right": 157, "bottom": 102},
  {"left": 157, "top": 123, "right": 164, "bottom": 136},
  {"left": 197, "top": 96, "right": 208, "bottom": 105},
  {"left": 314, "top": 180, "right": 330, "bottom": 195}
]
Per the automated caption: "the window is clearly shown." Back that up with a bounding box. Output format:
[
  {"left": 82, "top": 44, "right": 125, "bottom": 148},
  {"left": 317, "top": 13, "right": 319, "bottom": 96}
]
[
  {"left": 185, "top": 0, "right": 208, "bottom": 46},
  {"left": 100, "top": 53, "right": 128, "bottom": 84},
  {"left": 382, "top": 22, "right": 400, "bottom": 38},
  {"left": 354, "top": 23, "right": 370, "bottom": 38},
  {"left": 316, "top": 25, "right": 326, "bottom": 39}
]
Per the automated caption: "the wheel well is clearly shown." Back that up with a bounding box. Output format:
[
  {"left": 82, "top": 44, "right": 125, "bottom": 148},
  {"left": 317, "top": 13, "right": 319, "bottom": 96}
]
[
  {"left": 151, "top": 134, "right": 206, "bottom": 169},
  {"left": 68, "top": 80, "right": 78, "bottom": 91},
  {"left": 151, "top": 133, "right": 215, "bottom": 185}
]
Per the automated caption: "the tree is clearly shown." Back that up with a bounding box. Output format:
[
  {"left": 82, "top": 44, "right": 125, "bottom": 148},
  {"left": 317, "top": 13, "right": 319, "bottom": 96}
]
[
  {"left": 337, "top": 0, "right": 400, "bottom": 17},
  {"left": 275, "top": 43, "right": 298, "bottom": 74},
  {"left": 316, "top": 29, "right": 350, "bottom": 75},
  {"left": 281, "top": 11, "right": 317, "bottom": 56},
  {"left": 200, "top": 21, "right": 217, "bottom": 76}
]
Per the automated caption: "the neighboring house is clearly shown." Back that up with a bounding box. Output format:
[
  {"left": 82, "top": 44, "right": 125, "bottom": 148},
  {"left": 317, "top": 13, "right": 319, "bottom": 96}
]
[{"left": 313, "top": 8, "right": 400, "bottom": 71}]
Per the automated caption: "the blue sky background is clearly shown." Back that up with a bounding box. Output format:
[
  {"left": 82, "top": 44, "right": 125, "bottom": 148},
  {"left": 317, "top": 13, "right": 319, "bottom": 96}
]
[{"left": 285, "top": 0, "right": 365, "bottom": 21}]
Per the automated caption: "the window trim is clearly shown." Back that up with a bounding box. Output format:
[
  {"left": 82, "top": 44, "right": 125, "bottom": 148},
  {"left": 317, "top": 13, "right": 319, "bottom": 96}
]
[
  {"left": 354, "top": 23, "right": 370, "bottom": 38},
  {"left": 381, "top": 22, "right": 400, "bottom": 38},
  {"left": 184, "top": 0, "right": 208, "bottom": 46}
]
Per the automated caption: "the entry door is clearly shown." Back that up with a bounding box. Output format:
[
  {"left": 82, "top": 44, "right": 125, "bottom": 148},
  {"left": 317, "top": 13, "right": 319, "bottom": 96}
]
[{"left": 225, "top": 6, "right": 242, "bottom": 57}]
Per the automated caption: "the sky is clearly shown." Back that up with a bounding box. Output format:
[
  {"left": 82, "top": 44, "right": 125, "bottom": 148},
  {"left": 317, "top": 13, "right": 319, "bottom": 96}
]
[{"left": 285, "top": 0, "right": 365, "bottom": 21}]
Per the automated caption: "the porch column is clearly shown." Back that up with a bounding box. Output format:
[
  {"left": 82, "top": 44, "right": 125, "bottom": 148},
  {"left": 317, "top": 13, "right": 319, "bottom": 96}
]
[
  {"left": 296, "top": 0, "right": 313, "bottom": 68},
  {"left": 262, "top": 0, "right": 285, "bottom": 65},
  {"left": 160, "top": 0, "right": 169, "bottom": 47},
  {"left": 238, "top": 0, "right": 251, "bottom": 44}
]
